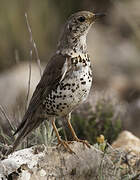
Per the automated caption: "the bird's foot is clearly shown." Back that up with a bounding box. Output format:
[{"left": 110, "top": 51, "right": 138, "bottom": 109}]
[
  {"left": 74, "top": 138, "right": 91, "bottom": 148},
  {"left": 66, "top": 140, "right": 74, "bottom": 144},
  {"left": 57, "top": 139, "right": 75, "bottom": 154}
]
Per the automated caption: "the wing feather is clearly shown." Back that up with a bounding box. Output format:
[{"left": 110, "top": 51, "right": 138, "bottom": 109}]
[{"left": 14, "top": 53, "right": 71, "bottom": 135}]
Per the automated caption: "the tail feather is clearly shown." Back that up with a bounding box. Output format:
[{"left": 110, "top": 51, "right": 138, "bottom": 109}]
[
  {"left": 5, "top": 107, "right": 45, "bottom": 156},
  {"left": 13, "top": 119, "right": 26, "bottom": 136},
  {"left": 12, "top": 126, "right": 28, "bottom": 152},
  {"left": 12, "top": 116, "right": 45, "bottom": 153},
  {"left": 6, "top": 122, "right": 30, "bottom": 156}
]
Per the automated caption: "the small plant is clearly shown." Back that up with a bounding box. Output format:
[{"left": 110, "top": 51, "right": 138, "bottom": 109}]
[
  {"left": 95, "top": 144, "right": 140, "bottom": 180},
  {"left": 0, "top": 119, "right": 60, "bottom": 159},
  {"left": 96, "top": 134, "right": 107, "bottom": 152},
  {"left": 29, "top": 121, "right": 61, "bottom": 147}
]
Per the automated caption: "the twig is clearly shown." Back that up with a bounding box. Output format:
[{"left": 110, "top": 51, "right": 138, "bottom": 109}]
[
  {"left": 24, "top": 12, "right": 42, "bottom": 146},
  {"left": 0, "top": 105, "right": 14, "bottom": 131},
  {"left": 24, "top": 13, "right": 42, "bottom": 111},
  {"left": 25, "top": 13, "right": 42, "bottom": 77},
  {"left": 25, "top": 60, "right": 32, "bottom": 111},
  {"left": 24, "top": 14, "right": 32, "bottom": 111}
]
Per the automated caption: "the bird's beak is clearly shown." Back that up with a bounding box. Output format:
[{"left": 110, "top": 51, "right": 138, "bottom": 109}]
[
  {"left": 88, "top": 13, "right": 105, "bottom": 23},
  {"left": 94, "top": 13, "right": 106, "bottom": 20}
]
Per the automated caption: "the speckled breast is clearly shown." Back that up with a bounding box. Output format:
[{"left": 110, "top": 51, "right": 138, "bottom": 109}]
[{"left": 43, "top": 54, "right": 92, "bottom": 117}]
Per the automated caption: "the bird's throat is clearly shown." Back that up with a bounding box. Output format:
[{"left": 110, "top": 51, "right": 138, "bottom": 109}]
[{"left": 57, "top": 34, "right": 87, "bottom": 55}]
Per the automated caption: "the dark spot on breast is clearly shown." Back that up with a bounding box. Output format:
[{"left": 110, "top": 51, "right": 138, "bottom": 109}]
[
  {"left": 60, "top": 83, "right": 71, "bottom": 90},
  {"left": 64, "top": 83, "right": 71, "bottom": 87},
  {"left": 46, "top": 108, "right": 50, "bottom": 112},
  {"left": 71, "top": 58, "right": 78, "bottom": 65},
  {"left": 73, "top": 48, "right": 76, "bottom": 53},
  {"left": 76, "top": 84, "right": 79, "bottom": 89},
  {"left": 73, "top": 39, "right": 78, "bottom": 44},
  {"left": 56, "top": 105, "right": 59, "bottom": 109},
  {"left": 81, "top": 81, "right": 86, "bottom": 85},
  {"left": 79, "top": 56, "right": 82, "bottom": 62},
  {"left": 82, "top": 59, "right": 87, "bottom": 66},
  {"left": 71, "top": 89, "right": 75, "bottom": 93},
  {"left": 46, "top": 104, "right": 50, "bottom": 108},
  {"left": 80, "top": 78, "right": 83, "bottom": 81},
  {"left": 53, "top": 95, "right": 56, "bottom": 99},
  {"left": 72, "top": 83, "right": 75, "bottom": 86},
  {"left": 87, "top": 58, "right": 90, "bottom": 62},
  {"left": 87, "top": 54, "right": 90, "bottom": 60},
  {"left": 88, "top": 71, "right": 92, "bottom": 77},
  {"left": 45, "top": 101, "right": 48, "bottom": 105},
  {"left": 54, "top": 90, "right": 57, "bottom": 94},
  {"left": 83, "top": 59, "right": 85, "bottom": 63}
]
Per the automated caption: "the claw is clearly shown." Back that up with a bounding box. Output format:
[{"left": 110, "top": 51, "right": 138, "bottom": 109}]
[
  {"left": 75, "top": 138, "right": 91, "bottom": 148},
  {"left": 66, "top": 114, "right": 91, "bottom": 149},
  {"left": 52, "top": 119, "right": 75, "bottom": 154},
  {"left": 57, "top": 139, "right": 75, "bottom": 154}
]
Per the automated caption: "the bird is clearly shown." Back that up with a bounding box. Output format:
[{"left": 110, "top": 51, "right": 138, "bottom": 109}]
[{"left": 8, "top": 11, "right": 105, "bottom": 154}]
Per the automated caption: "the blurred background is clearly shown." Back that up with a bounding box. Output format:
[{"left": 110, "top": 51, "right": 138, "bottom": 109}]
[{"left": 0, "top": 0, "right": 140, "bottom": 145}]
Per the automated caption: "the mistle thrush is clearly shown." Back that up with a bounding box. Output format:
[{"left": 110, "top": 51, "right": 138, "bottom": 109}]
[{"left": 10, "top": 11, "right": 105, "bottom": 154}]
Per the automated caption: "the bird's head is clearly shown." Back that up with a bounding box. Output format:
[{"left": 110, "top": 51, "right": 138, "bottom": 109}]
[
  {"left": 65, "top": 11, "right": 105, "bottom": 38},
  {"left": 58, "top": 11, "right": 105, "bottom": 53}
]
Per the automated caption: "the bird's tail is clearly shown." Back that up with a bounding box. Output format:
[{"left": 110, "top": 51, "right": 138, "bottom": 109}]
[{"left": 6, "top": 114, "right": 44, "bottom": 156}]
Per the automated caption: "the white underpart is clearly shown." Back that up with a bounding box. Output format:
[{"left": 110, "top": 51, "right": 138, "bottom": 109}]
[
  {"left": 50, "top": 53, "right": 92, "bottom": 117},
  {"left": 79, "top": 34, "right": 86, "bottom": 46}
]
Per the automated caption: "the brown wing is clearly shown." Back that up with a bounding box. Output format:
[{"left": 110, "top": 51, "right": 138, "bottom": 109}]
[{"left": 14, "top": 53, "right": 70, "bottom": 135}]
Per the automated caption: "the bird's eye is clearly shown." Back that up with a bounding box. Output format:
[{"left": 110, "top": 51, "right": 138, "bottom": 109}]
[{"left": 77, "top": 16, "right": 86, "bottom": 22}]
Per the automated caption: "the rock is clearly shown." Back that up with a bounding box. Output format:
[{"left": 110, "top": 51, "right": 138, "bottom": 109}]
[
  {"left": 111, "top": 131, "right": 140, "bottom": 175},
  {"left": 1, "top": 137, "right": 139, "bottom": 180},
  {"left": 112, "top": 130, "right": 140, "bottom": 155},
  {"left": 0, "top": 143, "right": 104, "bottom": 180}
]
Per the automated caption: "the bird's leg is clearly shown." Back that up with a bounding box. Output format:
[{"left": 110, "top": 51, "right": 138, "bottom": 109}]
[
  {"left": 51, "top": 118, "right": 74, "bottom": 153},
  {"left": 66, "top": 113, "right": 90, "bottom": 148}
]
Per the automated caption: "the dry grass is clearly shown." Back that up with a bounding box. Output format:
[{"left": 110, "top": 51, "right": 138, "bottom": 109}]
[{"left": 94, "top": 142, "right": 140, "bottom": 180}]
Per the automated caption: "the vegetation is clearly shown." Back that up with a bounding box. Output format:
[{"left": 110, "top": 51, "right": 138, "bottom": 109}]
[{"left": 72, "top": 99, "right": 122, "bottom": 144}]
